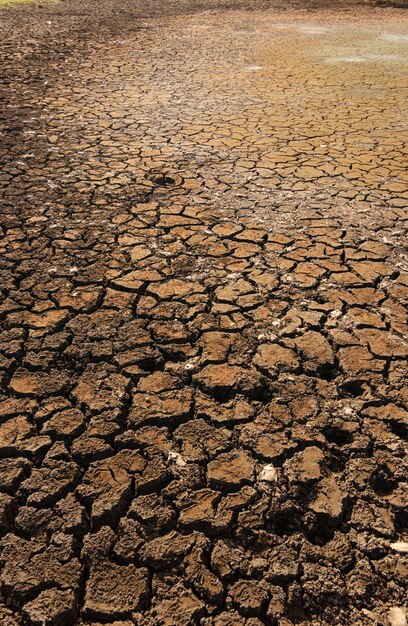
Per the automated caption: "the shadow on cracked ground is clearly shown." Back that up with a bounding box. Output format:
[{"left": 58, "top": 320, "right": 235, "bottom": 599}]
[{"left": 0, "top": 0, "right": 407, "bottom": 624}]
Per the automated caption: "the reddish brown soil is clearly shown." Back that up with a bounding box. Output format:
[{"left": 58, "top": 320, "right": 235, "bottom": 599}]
[{"left": 0, "top": 0, "right": 407, "bottom": 624}]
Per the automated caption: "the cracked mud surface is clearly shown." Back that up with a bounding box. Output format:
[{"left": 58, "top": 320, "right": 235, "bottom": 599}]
[{"left": 0, "top": 0, "right": 407, "bottom": 624}]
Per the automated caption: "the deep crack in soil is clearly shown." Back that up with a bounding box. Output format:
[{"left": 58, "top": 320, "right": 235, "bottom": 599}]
[{"left": 0, "top": 0, "right": 407, "bottom": 624}]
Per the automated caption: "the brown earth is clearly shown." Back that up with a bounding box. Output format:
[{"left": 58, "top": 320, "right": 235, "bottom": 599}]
[{"left": 0, "top": 0, "right": 407, "bottom": 624}]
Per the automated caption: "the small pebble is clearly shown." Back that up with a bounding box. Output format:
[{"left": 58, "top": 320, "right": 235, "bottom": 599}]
[
  {"left": 167, "top": 451, "right": 187, "bottom": 467},
  {"left": 259, "top": 464, "right": 277, "bottom": 483}
]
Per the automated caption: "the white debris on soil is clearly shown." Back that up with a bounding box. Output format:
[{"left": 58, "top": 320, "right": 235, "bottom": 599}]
[
  {"left": 257, "top": 333, "right": 277, "bottom": 342},
  {"left": 184, "top": 357, "right": 199, "bottom": 371},
  {"left": 390, "top": 541, "right": 408, "bottom": 553},
  {"left": 259, "top": 464, "right": 277, "bottom": 483},
  {"left": 388, "top": 607, "right": 407, "bottom": 626},
  {"left": 167, "top": 451, "right": 187, "bottom": 467}
]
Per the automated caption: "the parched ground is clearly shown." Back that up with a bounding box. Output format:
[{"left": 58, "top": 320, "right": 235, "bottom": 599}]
[{"left": 0, "top": 0, "right": 407, "bottom": 624}]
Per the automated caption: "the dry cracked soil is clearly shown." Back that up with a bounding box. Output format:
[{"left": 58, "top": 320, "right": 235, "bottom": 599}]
[{"left": 0, "top": 0, "right": 407, "bottom": 624}]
